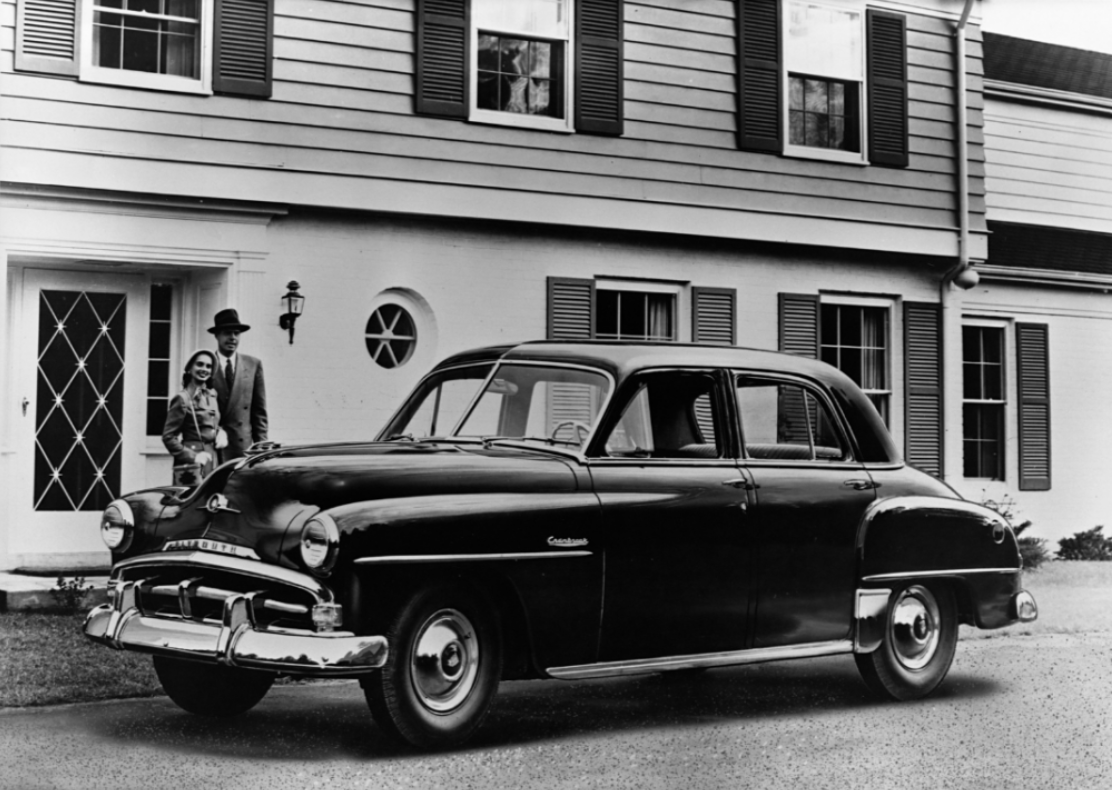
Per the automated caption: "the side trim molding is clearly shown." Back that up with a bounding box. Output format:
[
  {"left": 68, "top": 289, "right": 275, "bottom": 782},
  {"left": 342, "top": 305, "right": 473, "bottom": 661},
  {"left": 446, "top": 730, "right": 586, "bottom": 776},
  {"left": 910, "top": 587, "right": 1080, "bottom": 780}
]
[
  {"left": 355, "top": 551, "right": 592, "bottom": 565},
  {"left": 546, "top": 640, "right": 854, "bottom": 680},
  {"left": 862, "top": 568, "right": 1019, "bottom": 582}
]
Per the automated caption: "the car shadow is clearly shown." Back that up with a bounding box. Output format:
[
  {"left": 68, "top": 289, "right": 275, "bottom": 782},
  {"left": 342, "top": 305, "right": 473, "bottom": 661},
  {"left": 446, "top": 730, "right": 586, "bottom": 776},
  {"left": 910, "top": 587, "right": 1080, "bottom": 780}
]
[{"left": 82, "top": 656, "right": 1002, "bottom": 760}]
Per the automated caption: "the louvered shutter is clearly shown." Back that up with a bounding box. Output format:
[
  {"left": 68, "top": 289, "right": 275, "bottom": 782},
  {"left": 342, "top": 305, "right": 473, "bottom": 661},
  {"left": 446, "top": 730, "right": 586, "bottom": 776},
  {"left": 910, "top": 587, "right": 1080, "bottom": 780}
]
[
  {"left": 904, "top": 303, "right": 943, "bottom": 476},
  {"left": 213, "top": 0, "right": 274, "bottom": 97},
  {"left": 547, "top": 277, "right": 595, "bottom": 339},
  {"left": 15, "top": 0, "right": 79, "bottom": 76},
  {"left": 576, "top": 0, "right": 624, "bottom": 135},
  {"left": 778, "top": 293, "right": 819, "bottom": 357},
  {"left": 737, "top": 0, "right": 781, "bottom": 152},
  {"left": 1016, "top": 323, "right": 1051, "bottom": 491},
  {"left": 866, "top": 10, "right": 908, "bottom": 168},
  {"left": 693, "top": 287, "right": 736, "bottom": 345},
  {"left": 415, "top": 0, "right": 469, "bottom": 118}
]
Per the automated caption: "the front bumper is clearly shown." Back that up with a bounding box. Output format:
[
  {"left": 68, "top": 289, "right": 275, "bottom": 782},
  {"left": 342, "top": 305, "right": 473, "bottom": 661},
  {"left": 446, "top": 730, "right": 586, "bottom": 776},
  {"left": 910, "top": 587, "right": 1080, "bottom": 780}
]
[{"left": 84, "top": 553, "right": 388, "bottom": 676}]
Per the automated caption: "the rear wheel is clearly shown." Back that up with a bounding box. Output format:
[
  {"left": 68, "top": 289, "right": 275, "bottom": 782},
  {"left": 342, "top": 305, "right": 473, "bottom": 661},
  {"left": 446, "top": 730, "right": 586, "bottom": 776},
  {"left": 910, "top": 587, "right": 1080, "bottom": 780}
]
[
  {"left": 855, "top": 582, "right": 958, "bottom": 701},
  {"left": 153, "top": 655, "right": 275, "bottom": 716},
  {"left": 362, "top": 584, "right": 502, "bottom": 749}
]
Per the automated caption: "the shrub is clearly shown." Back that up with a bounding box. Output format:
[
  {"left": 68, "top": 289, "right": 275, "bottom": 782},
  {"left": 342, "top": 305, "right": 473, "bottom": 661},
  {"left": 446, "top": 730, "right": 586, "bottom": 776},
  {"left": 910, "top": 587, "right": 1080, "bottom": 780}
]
[
  {"left": 50, "top": 576, "right": 95, "bottom": 612},
  {"left": 1057, "top": 526, "right": 1112, "bottom": 561},
  {"left": 980, "top": 493, "right": 1049, "bottom": 570}
]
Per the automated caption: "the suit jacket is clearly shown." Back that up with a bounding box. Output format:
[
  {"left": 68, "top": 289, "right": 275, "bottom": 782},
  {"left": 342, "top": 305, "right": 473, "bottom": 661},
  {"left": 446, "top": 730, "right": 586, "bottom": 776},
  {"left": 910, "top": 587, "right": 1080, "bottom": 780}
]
[{"left": 213, "top": 352, "right": 268, "bottom": 460}]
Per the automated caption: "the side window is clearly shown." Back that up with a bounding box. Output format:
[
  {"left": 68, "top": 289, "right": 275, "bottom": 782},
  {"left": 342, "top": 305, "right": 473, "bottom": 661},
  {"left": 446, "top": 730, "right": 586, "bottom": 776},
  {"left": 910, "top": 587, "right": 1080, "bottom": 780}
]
[
  {"left": 600, "top": 372, "right": 723, "bottom": 459},
  {"left": 737, "top": 378, "right": 846, "bottom": 461},
  {"left": 396, "top": 367, "right": 492, "bottom": 437}
]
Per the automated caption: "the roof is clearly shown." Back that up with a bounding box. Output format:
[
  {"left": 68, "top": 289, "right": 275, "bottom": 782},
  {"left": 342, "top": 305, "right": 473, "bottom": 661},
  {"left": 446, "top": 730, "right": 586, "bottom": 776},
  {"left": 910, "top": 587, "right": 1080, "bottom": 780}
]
[{"left": 984, "top": 33, "right": 1112, "bottom": 100}]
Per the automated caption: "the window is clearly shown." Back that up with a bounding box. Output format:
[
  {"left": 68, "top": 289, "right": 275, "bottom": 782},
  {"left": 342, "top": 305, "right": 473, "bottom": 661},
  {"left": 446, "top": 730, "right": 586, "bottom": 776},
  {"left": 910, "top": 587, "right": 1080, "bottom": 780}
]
[
  {"left": 16, "top": 0, "right": 272, "bottom": 97},
  {"left": 146, "top": 283, "right": 174, "bottom": 436},
  {"left": 784, "top": 2, "right": 862, "bottom": 160},
  {"left": 596, "top": 288, "right": 675, "bottom": 341},
  {"left": 473, "top": 0, "right": 569, "bottom": 130},
  {"left": 601, "top": 371, "right": 722, "bottom": 459},
  {"left": 415, "top": 0, "right": 623, "bottom": 136},
  {"left": 366, "top": 305, "right": 418, "bottom": 369},
  {"left": 737, "top": 378, "right": 846, "bottom": 462},
  {"left": 820, "top": 303, "right": 889, "bottom": 423},
  {"left": 963, "top": 325, "right": 1005, "bottom": 479},
  {"left": 383, "top": 364, "right": 494, "bottom": 438},
  {"left": 737, "top": 0, "right": 908, "bottom": 167}
]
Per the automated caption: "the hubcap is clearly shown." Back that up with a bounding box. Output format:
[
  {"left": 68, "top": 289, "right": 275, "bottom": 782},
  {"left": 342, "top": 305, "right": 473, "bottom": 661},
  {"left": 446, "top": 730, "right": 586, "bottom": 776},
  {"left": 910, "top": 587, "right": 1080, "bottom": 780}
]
[
  {"left": 890, "top": 586, "right": 941, "bottom": 671},
  {"left": 410, "top": 609, "right": 479, "bottom": 713}
]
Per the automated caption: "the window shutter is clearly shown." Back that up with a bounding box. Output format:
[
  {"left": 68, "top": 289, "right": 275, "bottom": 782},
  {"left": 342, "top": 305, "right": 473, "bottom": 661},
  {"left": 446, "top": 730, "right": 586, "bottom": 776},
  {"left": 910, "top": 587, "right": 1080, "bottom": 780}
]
[
  {"left": 415, "top": 0, "right": 469, "bottom": 118},
  {"left": 1016, "top": 323, "right": 1051, "bottom": 491},
  {"left": 693, "top": 287, "right": 736, "bottom": 345},
  {"left": 778, "top": 293, "right": 818, "bottom": 357},
  {"left": 547, "top": 277, "right": 596, "bottom": 339},
  {"left": 866, "top": 10, "right": 908, "bottom": 168},
  {"left": 15, "top": 0, "right": 79, "bottom": 76},
  {"left": 575, "top": 0, "right": 624, "bottom": 135},
  {"left": 904, "top": 302, "right": 943, "bottom": 477},
  {"left": 737, "top": 0, "right": 781, "bottom": 152},
  {"left": 213, "top": 0, "right": 274, "bottom": 97}
]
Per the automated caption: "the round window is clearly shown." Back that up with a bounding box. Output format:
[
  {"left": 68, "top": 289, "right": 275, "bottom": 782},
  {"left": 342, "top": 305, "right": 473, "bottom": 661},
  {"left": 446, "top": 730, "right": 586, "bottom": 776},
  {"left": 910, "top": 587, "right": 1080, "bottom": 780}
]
[{"left": 365, "top": 304, "right": 417, "bottom": 368}]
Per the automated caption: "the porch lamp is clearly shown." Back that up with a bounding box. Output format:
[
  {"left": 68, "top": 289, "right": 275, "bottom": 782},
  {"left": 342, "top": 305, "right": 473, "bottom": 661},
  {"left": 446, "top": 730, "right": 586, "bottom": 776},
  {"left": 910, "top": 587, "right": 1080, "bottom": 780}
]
[{"left": 279, "top": 281, "right": 305, "bottom": 344}]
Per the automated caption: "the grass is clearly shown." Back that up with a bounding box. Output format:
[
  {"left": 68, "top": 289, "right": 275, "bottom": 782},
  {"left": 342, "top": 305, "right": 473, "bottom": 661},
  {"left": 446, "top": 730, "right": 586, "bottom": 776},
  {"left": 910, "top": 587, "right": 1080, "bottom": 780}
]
[{"left": 2, "top": 562, "right": 1110, "bottom": 708}]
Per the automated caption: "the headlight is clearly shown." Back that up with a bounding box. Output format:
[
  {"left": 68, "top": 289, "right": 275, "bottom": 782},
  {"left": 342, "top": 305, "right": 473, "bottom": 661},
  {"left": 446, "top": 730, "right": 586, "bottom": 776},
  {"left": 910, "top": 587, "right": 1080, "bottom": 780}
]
[
  {"left": 300, "top": 513, "right": 340, "bottom": 575},
  {"left": 101, "top": 499, "right": 135, "bottom": 551}
]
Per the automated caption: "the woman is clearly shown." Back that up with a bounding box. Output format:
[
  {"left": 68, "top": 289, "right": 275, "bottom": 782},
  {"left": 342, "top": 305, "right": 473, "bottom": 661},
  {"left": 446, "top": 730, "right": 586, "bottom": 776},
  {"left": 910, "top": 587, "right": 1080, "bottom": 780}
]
[{"left": 163, "top": 349, "right": 227, "bottom": 485}]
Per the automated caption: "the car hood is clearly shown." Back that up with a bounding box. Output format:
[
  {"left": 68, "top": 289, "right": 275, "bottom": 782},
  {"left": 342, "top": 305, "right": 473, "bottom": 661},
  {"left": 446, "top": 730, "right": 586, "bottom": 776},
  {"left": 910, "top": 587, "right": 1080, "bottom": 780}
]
[{"left": 154, "top": 442, "right": 580, "bottom": 566}]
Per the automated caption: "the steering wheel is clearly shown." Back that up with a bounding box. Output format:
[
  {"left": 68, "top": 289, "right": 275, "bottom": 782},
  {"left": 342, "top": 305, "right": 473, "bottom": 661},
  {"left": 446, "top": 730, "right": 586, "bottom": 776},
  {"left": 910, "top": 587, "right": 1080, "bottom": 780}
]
[{"left": 550, "top": 420, "right": 592, "bottom": 446}]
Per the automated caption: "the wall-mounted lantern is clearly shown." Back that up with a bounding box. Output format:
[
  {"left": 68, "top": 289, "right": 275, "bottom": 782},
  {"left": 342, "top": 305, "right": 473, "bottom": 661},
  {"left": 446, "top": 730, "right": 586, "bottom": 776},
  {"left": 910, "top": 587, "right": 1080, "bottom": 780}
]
[{"left": 279, "top": 281, "right": 305, "bottom": 344}]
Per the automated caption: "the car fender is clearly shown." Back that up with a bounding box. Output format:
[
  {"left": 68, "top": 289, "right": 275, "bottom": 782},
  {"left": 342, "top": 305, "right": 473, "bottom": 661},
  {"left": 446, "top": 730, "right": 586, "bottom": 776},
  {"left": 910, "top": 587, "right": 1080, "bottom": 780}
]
[{"left": 855, "top": 496, "right": 1024, "bottom": 633}]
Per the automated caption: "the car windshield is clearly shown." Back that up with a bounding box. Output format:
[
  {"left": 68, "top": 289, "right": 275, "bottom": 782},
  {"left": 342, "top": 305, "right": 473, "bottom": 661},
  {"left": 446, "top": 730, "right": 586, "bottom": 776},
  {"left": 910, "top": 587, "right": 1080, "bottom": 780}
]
[{"left": 382, "top": 362, "right": 612, "bottom": 448}]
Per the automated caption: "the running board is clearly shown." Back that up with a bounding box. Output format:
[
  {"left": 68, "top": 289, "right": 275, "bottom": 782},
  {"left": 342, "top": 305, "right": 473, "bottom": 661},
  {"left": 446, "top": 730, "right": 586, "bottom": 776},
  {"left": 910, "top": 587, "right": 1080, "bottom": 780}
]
[{"left": 546, "top": 639, "right": 854, "bottom": 680}]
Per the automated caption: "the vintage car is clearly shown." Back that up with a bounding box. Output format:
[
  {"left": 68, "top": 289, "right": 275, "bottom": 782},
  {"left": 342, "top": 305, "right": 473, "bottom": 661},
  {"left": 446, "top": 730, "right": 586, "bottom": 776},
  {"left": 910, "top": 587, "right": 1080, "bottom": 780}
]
[{"left": 86, "top": 341, "right": 1038, "bottom": 748}]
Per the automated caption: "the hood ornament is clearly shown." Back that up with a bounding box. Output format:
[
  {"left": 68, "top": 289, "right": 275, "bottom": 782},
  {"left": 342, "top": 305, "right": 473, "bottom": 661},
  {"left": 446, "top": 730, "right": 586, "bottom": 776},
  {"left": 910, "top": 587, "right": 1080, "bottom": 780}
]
[{"left": 205, "top": 494, "right": 241, "bottom": 515}]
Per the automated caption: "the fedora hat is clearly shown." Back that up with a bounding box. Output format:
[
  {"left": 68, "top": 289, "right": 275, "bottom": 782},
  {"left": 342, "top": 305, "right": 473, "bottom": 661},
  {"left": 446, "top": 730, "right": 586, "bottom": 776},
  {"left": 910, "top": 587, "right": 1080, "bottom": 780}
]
[{"left": 208, "top": 308, "right": 251, "bottom": 334}]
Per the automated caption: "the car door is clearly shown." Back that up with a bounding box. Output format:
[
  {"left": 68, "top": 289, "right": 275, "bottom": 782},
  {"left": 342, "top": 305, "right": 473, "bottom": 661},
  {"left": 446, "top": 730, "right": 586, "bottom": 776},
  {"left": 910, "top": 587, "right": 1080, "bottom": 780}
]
[
  {"left": 588, "top": 369, "right": 756, "bottom": 662},
  {"left": 733, "top": 373, "right": 877, "bottom": 648}
]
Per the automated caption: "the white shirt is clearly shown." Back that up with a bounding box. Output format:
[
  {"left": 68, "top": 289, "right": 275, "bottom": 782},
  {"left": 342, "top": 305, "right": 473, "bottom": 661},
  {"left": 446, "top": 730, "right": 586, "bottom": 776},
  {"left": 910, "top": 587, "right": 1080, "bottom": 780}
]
[{"left": 217, "top": 351, "right": 238, "bottom": 380}]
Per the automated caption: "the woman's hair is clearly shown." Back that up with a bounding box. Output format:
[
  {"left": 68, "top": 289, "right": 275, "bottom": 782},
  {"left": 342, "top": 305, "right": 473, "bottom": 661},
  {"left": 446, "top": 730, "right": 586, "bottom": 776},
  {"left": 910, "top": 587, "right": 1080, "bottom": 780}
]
[{"left": 182, "top": 349, "right": 218, "bottom": 388}]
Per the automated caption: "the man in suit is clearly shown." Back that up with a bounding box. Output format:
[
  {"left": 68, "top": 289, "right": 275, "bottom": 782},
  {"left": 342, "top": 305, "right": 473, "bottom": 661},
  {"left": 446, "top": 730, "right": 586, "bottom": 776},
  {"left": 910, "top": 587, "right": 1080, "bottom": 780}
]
[{"left": 210, "top": 309, "right": 268, "bottom": 461}]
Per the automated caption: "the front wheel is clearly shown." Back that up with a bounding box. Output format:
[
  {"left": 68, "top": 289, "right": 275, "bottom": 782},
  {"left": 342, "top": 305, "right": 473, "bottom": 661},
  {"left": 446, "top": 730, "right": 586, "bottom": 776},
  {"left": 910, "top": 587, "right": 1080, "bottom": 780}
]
[
  {"left": 362, "top": 584, "right": 502, "bottom": 749},
  {"left": 153, "top": 655, "right": 275, "bottom": 716},
  {"left": 855, "top": 582, "right": 958, "bottom": 701}
]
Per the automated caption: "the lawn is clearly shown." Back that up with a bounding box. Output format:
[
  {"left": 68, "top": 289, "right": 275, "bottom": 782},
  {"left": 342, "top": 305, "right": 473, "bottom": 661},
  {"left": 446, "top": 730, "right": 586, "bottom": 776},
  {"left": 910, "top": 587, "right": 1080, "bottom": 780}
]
[{"left": 2, "top": 561, "right": 1110, "bottom": 708}]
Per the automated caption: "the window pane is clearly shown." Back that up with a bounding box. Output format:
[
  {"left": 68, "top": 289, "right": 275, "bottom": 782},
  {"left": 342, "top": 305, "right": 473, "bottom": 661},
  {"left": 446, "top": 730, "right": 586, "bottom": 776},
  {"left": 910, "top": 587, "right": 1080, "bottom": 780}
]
[
  {"left": 804, "top": 79, "right": 827, "bottom": 113},
  {"left": 596, "top": 290, "right": 619, "bottom": 338},
  {"left": 147, "top": 360, "right": 170, "bottom": 398},
  {"left": 738, "top": 381, "right": 845, "bottom": 461},
  {"left": 786, "top": 1, "right": 863, "bottom": 81},
  {"left": 789, "top": 111, "right": 805, "bottom": 145},
  {"left": 476, "top": 35, "right": 561, "bottom": 118},
  {"left": 148, "top": 322, "right": 171, "bottom": 357},
  {"left": 789, "top": 76, "right": 804, "bottom": 110},
  {"left": 963, "top": 403, "right": 1003, "bottom": 479}
]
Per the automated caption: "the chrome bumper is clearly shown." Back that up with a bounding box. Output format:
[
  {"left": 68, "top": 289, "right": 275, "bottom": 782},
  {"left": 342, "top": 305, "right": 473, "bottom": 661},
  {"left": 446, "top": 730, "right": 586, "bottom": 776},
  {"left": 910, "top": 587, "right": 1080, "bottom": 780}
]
[{"left": 84, "top": 578, "right": 388, "bottom": 676}]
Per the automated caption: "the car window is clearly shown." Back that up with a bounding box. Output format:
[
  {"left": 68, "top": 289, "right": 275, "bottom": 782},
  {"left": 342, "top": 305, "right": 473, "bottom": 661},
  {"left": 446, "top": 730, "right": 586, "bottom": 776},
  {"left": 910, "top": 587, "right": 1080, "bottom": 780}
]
[
  {"left": 382, "top": 364, "right": 493, "bottom": 438},
  {"left": 736, "top": 378, "right": 847, "bottom": 462},
  {"left": 600, "top": 371, "right": 723, "bottom": 459}
]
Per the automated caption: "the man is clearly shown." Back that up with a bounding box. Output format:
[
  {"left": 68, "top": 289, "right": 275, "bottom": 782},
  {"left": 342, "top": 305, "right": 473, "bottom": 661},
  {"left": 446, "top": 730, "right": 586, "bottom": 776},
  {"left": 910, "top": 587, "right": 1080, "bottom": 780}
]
[{"left": 209, "top": 308, "right": 268, "bottom": 461}]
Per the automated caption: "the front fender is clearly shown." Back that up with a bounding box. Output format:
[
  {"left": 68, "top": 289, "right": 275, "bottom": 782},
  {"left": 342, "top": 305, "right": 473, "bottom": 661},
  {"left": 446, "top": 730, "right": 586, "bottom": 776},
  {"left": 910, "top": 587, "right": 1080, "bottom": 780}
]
[{"left": 856, "top": 496, "right": 1025, "bottom": 629}]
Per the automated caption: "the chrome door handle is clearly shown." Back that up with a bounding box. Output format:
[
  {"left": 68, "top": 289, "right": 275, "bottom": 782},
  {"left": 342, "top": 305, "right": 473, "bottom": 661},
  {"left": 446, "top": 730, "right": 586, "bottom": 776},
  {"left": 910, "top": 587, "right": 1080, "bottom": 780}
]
[
  {"left": 722, "top": 478, "right": 758, "bottom": 490},
  {"left": 844, "top": 479, "right": 876, "bottom": 491}
]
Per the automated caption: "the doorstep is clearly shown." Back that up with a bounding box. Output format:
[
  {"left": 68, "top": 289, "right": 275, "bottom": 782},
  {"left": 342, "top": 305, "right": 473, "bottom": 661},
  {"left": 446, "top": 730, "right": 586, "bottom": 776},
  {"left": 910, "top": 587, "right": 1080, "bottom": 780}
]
[{"left": 0, "top": 572, "right": 110, "bottom": 612}]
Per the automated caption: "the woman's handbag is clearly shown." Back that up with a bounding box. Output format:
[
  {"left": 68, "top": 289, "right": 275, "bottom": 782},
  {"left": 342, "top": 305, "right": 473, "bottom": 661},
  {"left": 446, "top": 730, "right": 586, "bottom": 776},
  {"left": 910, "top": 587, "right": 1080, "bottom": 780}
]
[{"left": 170, "top": 396, "right": 210, "bottom": 487}]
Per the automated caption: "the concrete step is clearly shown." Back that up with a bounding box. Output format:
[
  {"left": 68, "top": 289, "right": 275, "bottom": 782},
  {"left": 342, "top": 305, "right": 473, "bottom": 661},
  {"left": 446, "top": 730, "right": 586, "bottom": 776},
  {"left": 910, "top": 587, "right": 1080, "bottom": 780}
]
[{"left": 0, "top": 573, "right": 110, "bottom": 612}]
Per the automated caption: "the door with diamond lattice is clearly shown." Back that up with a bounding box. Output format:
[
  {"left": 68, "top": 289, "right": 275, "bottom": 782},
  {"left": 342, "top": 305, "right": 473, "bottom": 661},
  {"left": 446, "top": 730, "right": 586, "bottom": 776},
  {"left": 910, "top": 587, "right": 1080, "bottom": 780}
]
[{"left": 17, "top": 270, "right": 148, "bottom": 551}]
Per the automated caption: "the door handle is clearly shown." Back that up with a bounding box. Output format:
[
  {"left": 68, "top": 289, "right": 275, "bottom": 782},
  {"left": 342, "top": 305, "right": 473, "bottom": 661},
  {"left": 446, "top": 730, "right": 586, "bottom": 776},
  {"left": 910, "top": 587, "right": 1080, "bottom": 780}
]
[
  {"left": 722, "top": 478, "right": 758, "bottom": 490},
  {"left": 844, "top": 479, "right": 877, "bottom": 491}
]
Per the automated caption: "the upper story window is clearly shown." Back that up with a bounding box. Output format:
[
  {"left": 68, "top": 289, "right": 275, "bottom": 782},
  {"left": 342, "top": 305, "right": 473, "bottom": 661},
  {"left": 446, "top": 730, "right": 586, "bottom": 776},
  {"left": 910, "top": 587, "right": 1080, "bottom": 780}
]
[
  {"left": 473, "top": 0, "right": 571, "bottom": 131},
  {"left": 15, "top": 0, "right": 272, "bottom": 97},
  {"left": 784, "top": 1, "right": 863, "bottom": 162}
]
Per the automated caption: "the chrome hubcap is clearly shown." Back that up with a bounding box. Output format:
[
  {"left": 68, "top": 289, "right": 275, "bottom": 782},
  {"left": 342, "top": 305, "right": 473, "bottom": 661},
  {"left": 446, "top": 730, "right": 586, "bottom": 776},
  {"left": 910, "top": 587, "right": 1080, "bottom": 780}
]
[
  {"left": 890, "top": 586, "right": 940, "bottom": 671},
  {"left": 410, "top": 609, "right": 478, "bottom": 713}
]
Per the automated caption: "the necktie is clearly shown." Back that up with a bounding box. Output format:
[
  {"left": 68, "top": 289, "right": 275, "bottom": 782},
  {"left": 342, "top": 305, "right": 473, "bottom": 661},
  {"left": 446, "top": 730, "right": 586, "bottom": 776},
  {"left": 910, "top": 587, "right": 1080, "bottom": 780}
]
[{"left": 225, "top": 358, "right": 234, "bottom": 388}]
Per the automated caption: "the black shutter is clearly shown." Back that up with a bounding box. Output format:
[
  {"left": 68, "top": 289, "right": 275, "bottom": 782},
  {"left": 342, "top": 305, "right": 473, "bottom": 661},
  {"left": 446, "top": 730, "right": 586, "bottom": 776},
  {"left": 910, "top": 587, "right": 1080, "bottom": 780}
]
[
  {"left": 904, "top": 302, "right": 943, "bottom": 477},
  {"left": 693, "top": 287, "right": 736, "bottom": 345},
  {"left": 415, "top": 0, "right": 469, "bottom": 118},
  {"left": 737, "top": 0, "right": 781, "bottom": 152},
  {"left": 15, "top": 0, "right": 79, "bottom": 76},
  {"left": 1016, "top": 323, "right": 1051, "bottom": 491},
  {"left": 778, "top": 293, "right": 818, "bottom": 357},
  {"left": 576, "top": 0, "right": 624, "bottom": 135},
  {"left": 547, "top": 277, "right": 596, "bottom": 339},
  {"left": 867, "top": 9, "right": 909, "bottom": 168},
  {"left": 213, "top": 0, "right": 274, "bottom": 97}
]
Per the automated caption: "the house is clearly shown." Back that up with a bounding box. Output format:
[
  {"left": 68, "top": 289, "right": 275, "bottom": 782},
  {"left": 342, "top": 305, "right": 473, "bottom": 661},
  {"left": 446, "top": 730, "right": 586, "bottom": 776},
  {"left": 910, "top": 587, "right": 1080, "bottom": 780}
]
[{"left": 1, "top": 0, "right": 1073, "bottom": 572}]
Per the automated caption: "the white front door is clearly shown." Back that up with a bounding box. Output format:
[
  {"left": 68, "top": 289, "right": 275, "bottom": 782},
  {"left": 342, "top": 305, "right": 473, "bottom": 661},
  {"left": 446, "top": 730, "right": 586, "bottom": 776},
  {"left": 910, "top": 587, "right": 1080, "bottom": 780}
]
[{"left": 13, "top": 268, "right": 150, "bottom": 562}]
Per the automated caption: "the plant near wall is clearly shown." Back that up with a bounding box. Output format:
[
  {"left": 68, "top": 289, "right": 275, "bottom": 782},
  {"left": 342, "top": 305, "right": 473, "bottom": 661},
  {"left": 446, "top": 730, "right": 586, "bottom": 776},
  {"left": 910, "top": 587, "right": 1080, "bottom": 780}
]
[
  {"left": 50, "top": 576, "right": 95, "bottom": 613},
  {"left": 980, "top": 493, "right": 1050, "bottom": 570},
  {"left": 1057, "top": 526, "right": 1112, "bottom": 561}
]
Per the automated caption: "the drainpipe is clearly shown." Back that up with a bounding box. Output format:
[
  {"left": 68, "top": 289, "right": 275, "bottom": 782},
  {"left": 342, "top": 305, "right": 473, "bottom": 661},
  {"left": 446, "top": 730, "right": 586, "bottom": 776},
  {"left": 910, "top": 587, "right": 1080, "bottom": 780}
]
[{"left": 940, "top": 0, "right": 979, "bottom": 486}]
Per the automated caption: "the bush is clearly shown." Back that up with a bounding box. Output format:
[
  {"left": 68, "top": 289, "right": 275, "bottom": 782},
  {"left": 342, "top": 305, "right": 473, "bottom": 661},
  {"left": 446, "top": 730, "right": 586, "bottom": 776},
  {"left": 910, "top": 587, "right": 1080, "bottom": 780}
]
[
  {"left": 1057, "top": 526, "right": 1112, "bottom": 561},
  {"left": 980, "top": 493, "right": 1049, "bottom": 570},
  {"left": 50, "top": 576, "right": 95, "bottom": 612}
]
